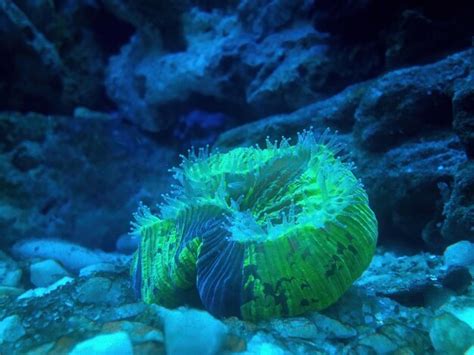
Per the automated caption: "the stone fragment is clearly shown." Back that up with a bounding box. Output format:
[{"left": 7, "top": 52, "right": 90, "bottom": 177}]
[
  {"left": 30, "top": 259, "right": 69, "bottom": 287},
  {"left": 0, "top": 251, "right": 22, "bottom": 287},
  {"left": 76, "top": 277, "right": 112, "bottom": 304},
  {"left": 430, "top": 312, "right": 474, "bottom": 355},
  {"left": 0, "top": 286, "right": 24, "bottom": 298},
  {"left": 355, "top": 253, "right": 470, "bottom": 307},
  {"left": 359, "top": 333, "right": 398, "bottom": 354},
  {"left": 444, "top": 241, "right": 474, "bottom": 268},
  {"left": 79, "top": 263, "right": 121, "bottom": 278},
  {"left": 100, "top": 303, "right": 147, "bottom": 323},
  {"left": 12, "top": 239, "right": 128, "bottom": 272},
  {"left": 245, "top": 333, "right": 285, "bottom": 355},
  {"left": 0, "top": 315, "right": 25, "bottom": 344},
  {"left": 310, "top": 313, "right": 357, "bottom": 339},
  {"left": 101, "top": 320, "right": 163, "bottom": 344},
  {"left": 18, "top": 276, "right": 73, "bottom": 300},
  {"left": 268, "top": 317, "right": 319, "bottom": 340},
  {"left": 159, "top": 307, "right": 228, "bottom": 355},
  {"left": 69, "top": 332, "right": 133, "bottom": 355},
  {"left": 429, "top": 294, "right": 474, "bottom": 354}
]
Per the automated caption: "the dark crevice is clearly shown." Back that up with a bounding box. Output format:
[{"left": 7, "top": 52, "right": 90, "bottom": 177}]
[{"left": 87, "top": 5, "right": 136, "bottom": 56}]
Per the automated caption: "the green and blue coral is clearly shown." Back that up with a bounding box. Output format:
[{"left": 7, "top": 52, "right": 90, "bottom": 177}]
[{"left": 130, "top": 129, "right": 378, "bottom": 322}]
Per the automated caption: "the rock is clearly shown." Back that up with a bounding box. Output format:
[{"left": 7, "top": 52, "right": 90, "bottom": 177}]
[
  {"left": 106, "top": 5, "right": 379, "bottom": 133},
  {"left": 244, "top": 333, "right": 285, "bottom": 355},
  {"left": 441, "top": 162, "right": 474, "bottom": 244},
  {"left": 310, "top": 0, "right": 396, "bottom": 39},
  {"left": 0, "top": 111, "right": 176, "bottom": 249},
  {"left": 18, "top": 276, "right": 74, "bottom": 300},
  {"left": 100, "top": 320, "right": 166, "bottom": 354},
  {"left": 377, "top": 322, "right": 432, "bottom": 354},
  {"left": 354, "top": 50, "right": 470, "bottom": 153},
  {"left": 102, "top": 0, "right": 188, "bottom": 52},
  {"left": 438, "top": 296, "right": 474, "bottom": 330},
  {"left": 101, "top": 320, "right": 163, "bottom": 344},
  {"left": 0, "top": 254, "right": 442, "bottom": 353},
  {"left": 223, "top": 334, "right": 247, "bottom": 353},
  {"left": 12, "top": 239, "right": 129, "bottom": 272},
  {"left": 79, "top": 263, "right": 123, "bottom": 278},
  {"left": 441, "top": 267, "right": 472, "bottom": 294},
  {"left": 159, "top": 307, "right": 228, "bottom": 355},
  {"left": 69, "top": 332, "right": 133, "bottom": 355},
  {"left": 384, "top": 8, "right": 474, "bottom": 69},
  {"left": 0, "top": 286, "right": 24, "bottom": 298},
  {"left": 23, "top": 342, "right": 56, "bottom": 354},
  {"left": 100, "top": 304, "right": 148, "bottom": 323},
  {"left": 0, "top": 112, "right": 51, "bottom": 153},
  {"left": 10, "top": 142, "right": 42, "bottom": 172},
  {"left": 312, "top": 285, "right": 434, "bottom": 352},
  {"left": 444, "top": 241, "right": 474, "bottom": 268},
  {"left": 0, "top": 272, "right": 136, "bottom": 353},
  {"left": 0, "top": 315, "right": 25, "bottom": 344},
  {"left": 355, "top": 252, "right": 471, "bottom": 307},
  {"left": 237, "top": 0, "right": 312, "bottom": 38},
  {"left": 75, "top": 277, "right": 122, "bottom": 306},
  {"left": 244, "top": 25, "right": 331, "bottom": 115},
  {"left": 0, "top": 251, "right": 22, "bottom": 287},
  {"left": 172, "top": 110, "right": 235, "bottom": 148},
  {"left": 453, "top": 74, "right": 474, "bottom": 158},
  {"left": 115, "top": 234, "right": 139, "bottom": 255},
  {"left": 106, "top": 9, "right": 244, "bottom": 133},
  {"left": 80, "top": 276, "right": 133, "bottom": 312},
  {"left": 429, "top": 312, "right": 474, "bottom": 355},
  {"left": 358, "top": 333, "right": 398, "bottom": 354},
  {"left": 73, "top": 107, "right": 113, "bottom": 121},
  {"left": 267, "top": 317, "right": 318, "bottom": 340},
  {"left": 242, "top": 26, "right": 379, "bottom": 119},
  {"left": 309, "top": 313, "right": 357, "bottom": 340},
  {"left": 359, "top": 133, "right": 467, "bottom": 249},
  {"left": 311, "top": 1, "right": 474, "bottom": 69},
  {"left": 0, "top": 0, "right": 118, "bottom": 114},
  {"left": 30, "top": 259, "right": 70, "bottom": 288},
  {"left": 215, "top": 82, "right": 367, "bottom": 150},
  {"left": 0, "top": 0, "right": 62, "bottom": 73}
]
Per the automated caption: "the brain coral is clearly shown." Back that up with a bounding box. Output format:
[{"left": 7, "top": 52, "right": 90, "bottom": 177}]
[{"left": 130, "top": 129, "right": 378, "bottom": 321}]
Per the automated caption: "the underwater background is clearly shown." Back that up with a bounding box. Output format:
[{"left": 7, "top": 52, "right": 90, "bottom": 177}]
[{"left": 0, "top": 0, "right": 473, "bottom": 354}]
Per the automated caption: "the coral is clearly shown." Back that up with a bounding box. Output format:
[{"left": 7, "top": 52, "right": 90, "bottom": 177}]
[{"left": 130, "top": 129, "right": 378, "bottom": 321}]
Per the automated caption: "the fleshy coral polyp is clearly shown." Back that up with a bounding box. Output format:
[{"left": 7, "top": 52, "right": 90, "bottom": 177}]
[{"left": 130, "top": 129, "right": 378, "bottom": 321}]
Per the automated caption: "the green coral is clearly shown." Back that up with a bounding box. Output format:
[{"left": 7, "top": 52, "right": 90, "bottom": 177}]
[{"left": 130, "top": 129, "right": 378, "bottom": 321}]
